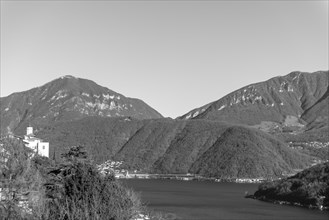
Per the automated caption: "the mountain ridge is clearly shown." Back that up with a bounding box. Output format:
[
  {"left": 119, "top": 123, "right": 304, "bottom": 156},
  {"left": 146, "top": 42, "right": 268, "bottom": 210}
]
[
  {"left": 178, "top": 71, "right": 328, "bottom": 131},
  {"left": 0, "top": 75, "right": 163, "bottom": 135},
  {"left": 1, "top": 72, "right": 324, "bottom": 178}
]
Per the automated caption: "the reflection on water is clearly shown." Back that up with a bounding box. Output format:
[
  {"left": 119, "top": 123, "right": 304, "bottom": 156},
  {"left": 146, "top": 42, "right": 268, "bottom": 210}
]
[{"left": 122, "top": 179, "right": 329, "bottom": 220}]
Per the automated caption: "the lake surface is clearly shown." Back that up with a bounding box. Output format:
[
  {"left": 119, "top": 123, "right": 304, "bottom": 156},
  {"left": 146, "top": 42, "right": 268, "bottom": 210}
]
[{"left": 121, "top": 179, "right": 329, "bottom": 220}]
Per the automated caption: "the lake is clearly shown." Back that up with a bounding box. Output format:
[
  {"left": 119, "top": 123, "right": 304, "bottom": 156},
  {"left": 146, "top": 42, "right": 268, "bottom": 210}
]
[{"left": 121, "top": 179, "right": 328, "bottom": 220}]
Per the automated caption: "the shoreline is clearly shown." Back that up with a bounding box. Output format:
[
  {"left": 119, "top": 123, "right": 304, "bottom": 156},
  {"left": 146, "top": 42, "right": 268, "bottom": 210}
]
[
  {"left": 117, "top": 173, "right": 270, "bottom": 184},
  {"left": 122, "top": 176, "right": 329, "bottom": 212},
  {"left": 245, "top": 195, "right": 329, "bottom": 211}
]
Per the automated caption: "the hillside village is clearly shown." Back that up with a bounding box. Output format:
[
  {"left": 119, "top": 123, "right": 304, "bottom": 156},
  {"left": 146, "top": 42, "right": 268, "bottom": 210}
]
[
  {"left": 289, "top": 141, "right": 329, "bottom": 149},
  {"left": 97, "top": 160, "right": 129, "bottom": 178}
]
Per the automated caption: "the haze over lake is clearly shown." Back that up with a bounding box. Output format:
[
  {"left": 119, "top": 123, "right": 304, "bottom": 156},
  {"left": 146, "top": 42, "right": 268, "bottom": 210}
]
[{"left": 122, "top": 179, "right": 329, "bottom": 220}]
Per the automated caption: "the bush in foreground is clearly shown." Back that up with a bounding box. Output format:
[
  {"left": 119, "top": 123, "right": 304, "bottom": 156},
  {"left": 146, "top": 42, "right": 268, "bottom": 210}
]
[
  {"left": 1, "top": 141, "right": 144, "bottom": 220},
  {"left": 43, "top": 147, "right": 134, "bottom": 219}
]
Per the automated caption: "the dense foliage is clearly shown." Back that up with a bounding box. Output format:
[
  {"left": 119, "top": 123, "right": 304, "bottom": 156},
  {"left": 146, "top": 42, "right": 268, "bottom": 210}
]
[
  {"left": 0, "top": 139, "right": 143, "bottom": 220},
  {"left": 35, "top": 117, "right": 230, "bottom": 171},
  {"left": 253, "top": 162, "right": 329, "bottom": 209},
  {"left": 0, "top": 138, "right": 35, "bottom": 219},
  {"left": 32, "top": 117, "right": 313, "bottom": 178},
  {"left": 37, "top": 116, "right": 145, "bottom": 163},
  {"left": 190, "top": 126, "right": 311, "bottom": 178},
  {"left": 42, "top": 146, "right": 138, "bottom": 220}
]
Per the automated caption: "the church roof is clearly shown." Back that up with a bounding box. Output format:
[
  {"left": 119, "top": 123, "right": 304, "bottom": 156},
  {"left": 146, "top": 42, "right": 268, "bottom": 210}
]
[{"left": 24, "top": 136, "right": 43, "bottom": 142}]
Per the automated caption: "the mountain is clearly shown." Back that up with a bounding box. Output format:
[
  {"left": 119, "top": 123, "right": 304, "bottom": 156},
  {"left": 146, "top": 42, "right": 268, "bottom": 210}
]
[
  {"left": 251, "top": 162, "right": 329, "bottom": 210},
  {"left": 190, "top": 126, "right": 311, "bottom": 179},
  {"left": 179, "top": 71, "right": 329, "bottom": 132},
  {"left": 1, "top": 72, "right": 323, "bottom": 178},
  {"left": 301, "top": 87, "right": 329, "bottom": 130},
  {"left": 0, "top": 75, "right": 162, "bottom": 135},
  {"left": 35, "top": 116, "right": 312, "bottom": 178},
  {"left": 115, "top": 119, "right": 230, "bottom": 173}
]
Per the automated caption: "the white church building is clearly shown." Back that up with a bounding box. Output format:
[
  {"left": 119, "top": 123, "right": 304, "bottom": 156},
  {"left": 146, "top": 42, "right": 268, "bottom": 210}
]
[{"left": 23, "top": 127, "right": 49, "bottom": 157}]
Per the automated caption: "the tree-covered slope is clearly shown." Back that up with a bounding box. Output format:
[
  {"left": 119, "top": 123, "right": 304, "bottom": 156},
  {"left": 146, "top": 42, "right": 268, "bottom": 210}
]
[
  {"left": 34, "top": 117, "right": 312, "bottom": 178},
  {"left": 252, "top": 162, "right": 329, "bottom": 210},
  {"left": 151, "top": 120, "right": 230, "bottom": 173},
  {"left": 115, "top": 119, "right": 230, "bottom": 173},
  {"left": 190, "top": 126, "right": 312, "bottom": 179},
  {"left": 301, "top": 87, "right": 329, "bottom": 130},
  {"left": 36, "top": 116, "right": 145, "bottom": 162}
]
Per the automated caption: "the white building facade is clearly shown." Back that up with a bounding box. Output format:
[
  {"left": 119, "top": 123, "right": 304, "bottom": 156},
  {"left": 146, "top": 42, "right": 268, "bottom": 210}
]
[{"left": 23, "top": 127, "right": 49, "bottom": 157}]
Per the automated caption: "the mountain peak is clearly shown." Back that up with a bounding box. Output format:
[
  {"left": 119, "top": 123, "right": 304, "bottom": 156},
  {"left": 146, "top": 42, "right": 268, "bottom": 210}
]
[
  {"left": 0, "top": 75, "right": 163, "bottom": 134},
  {"left": 61, "top": 75, "right": 76, "bottom": 79},
  {"left": 47, "top": 75, "right": 111, "bottom": 95}
]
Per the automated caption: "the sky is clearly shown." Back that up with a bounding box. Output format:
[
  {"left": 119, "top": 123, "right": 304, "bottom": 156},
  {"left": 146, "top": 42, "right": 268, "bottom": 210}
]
[{"left": 1, "top": 0, "right": 328, "bottom": 118}]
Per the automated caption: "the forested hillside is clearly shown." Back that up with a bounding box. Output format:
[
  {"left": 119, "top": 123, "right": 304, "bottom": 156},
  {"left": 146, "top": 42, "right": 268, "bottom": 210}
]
[
  {"left": 190, "top": 126, "right": 311, "bottom": 178},
  {"left": 252, "top": 162, "right": 329, "bottom": 210},
  {"left": 34, "top": 117, "right": 313, "bottom": 179}
]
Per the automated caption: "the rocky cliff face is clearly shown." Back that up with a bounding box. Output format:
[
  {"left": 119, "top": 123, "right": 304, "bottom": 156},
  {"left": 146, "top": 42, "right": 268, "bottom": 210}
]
[
  {"left": 0, "top": 75, "right": 162, "bottom": 135},
  {"left": 179, "top": 71, "right": 328, "bottom": 131}
]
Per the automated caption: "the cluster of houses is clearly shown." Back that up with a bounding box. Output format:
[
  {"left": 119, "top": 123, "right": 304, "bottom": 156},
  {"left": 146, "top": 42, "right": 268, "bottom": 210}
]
[
  {"left": 96, "top": 160, "right": 130, "bottom": 178},
  {"left": 288, "top": 141, "right": 329, "bottom": 149},
  {"left": 134, "top": 213, "right": 150, "bottom": 220},
  {"left": 301, "top": 141, "right": 329, "bottom": 149},
  {"left": 214, "top": 178, "right": 265, "bottom": 183},
  {"left": 233, "top": 178, "right": 265, "bottom": 183}
]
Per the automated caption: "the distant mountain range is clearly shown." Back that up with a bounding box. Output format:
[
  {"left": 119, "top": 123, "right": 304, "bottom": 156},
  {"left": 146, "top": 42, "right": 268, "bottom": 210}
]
[
  {"left": 179, "top": 71, "right": 328, "bottom": 132},
  {"left": 0, "top": 75, "right": 162, "bottom": 135},
  {"left": 1, "top": 71, "right": 327, "bottom": 178}
]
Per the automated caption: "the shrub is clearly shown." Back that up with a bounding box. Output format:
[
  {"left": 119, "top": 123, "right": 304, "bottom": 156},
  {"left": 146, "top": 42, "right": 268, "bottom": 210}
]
[
  {"left": 40, "top": 146, "right": 136, "bottom": 220},
  {"left": 1, "top": 143, "right": 146, "bottom": 220},
  {"left": 0, "top": 137, "right": 34, "bottom": 220}
]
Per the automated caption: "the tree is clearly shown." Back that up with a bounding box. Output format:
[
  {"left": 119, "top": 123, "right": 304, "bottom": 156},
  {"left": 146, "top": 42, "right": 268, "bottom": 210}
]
[
  {"left": 42, "top": 146, "right": 136, "bottom": 220},
  {"left": 1, "top": 143, "right": 145, "bottom": 220},
  {"left": 0, "top": 137, "right": 34, "bottom": 219},
  {"left": 60, "top": 145, "right": 88, "bottom": 161}
]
